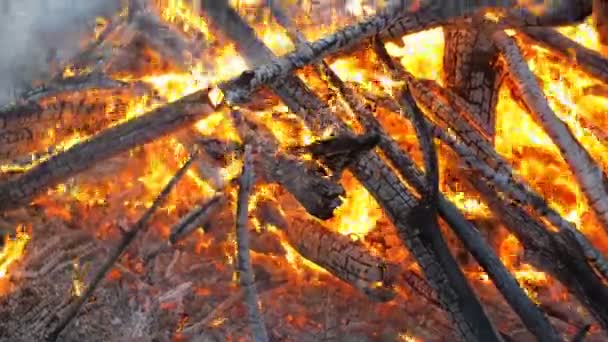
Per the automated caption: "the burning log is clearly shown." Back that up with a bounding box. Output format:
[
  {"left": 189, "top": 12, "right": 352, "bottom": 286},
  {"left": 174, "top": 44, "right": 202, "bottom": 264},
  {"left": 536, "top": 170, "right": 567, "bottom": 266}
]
[
  {"left": 493, "top": 30, "right": 608, "bottom": 235},
  {"left": 517, "top": 27, "right": 608, "bottom": 84},
  {"left": 0, "top": 74, "right": 145, "bottom": 163},
  {"left": 46, "top": 155, "right": 195, "bottom": 341},
  {"left": 373, "top": 39, "right": 608, "bottom": 335},
  {"left": 400, "top": 68, "right": 608, "bottom": 281},
  {"left": 255, "top": 199, "right": 399, "bottom": 302},
  {"left": 230, "top": 110, "right": 345, "bottom": 219},
  {"left": 468, "top": 175, "right": 608, "bottom": 332},
  {"left": 234, "top": 145, "right": 269, "bottom": 342}
]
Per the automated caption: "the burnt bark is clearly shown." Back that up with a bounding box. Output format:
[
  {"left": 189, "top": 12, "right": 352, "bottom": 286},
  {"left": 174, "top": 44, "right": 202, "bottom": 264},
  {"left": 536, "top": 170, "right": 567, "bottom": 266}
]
[
  {"left": 0, "top": 88, "right": 219, "bottom": 212},
  {"left": 373, "top": 40, "right": 560, "bottom": 341},
  {"left": 594, "top": 0, "right": 608, "bottom": 47},
  {"left": 518, "top": 27, "right": 608, "bottom": 84},
  {"left": 443, "top": 23, "right": 502, "bottom": 140},
  {"left": 234, "top": 145, "right": 269, "bottom": 342},
  {"left": 0, "top": 75, "right": 142, "bottom": 162},
  {"left": 257, "top": 199, "right": 399, "bottom": 302},
  {"left": 230, "top": 110, "right": 345, "bottom": 219}
]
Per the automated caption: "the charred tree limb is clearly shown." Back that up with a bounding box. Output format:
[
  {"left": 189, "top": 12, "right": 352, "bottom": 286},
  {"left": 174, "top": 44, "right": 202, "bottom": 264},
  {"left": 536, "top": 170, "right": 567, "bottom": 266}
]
[
  {"left": 143, "top": 193, "right": 227, "bottom": 264},
  {"left": 517, "top": 27, "right": 608, "bottom": 84},
  {"left": 0, "top": 76, "right": 148, "bottom": 163},
  {"left": 0, "top": 87, "right": 220, "bottom": 212},
  {"left": 210, "top": 0, "right": 516, "bottom": 105},
  {"left": 235, "top": 145, "right": 269, "bottom": 342},
  {"left": 493, "top": 30, "right": 608, "bottom": 235},
  {"left": 230, "top": 110, "right": 345, "bottom": 219},
  {"left": 202, "top": 2, "right": 503, "bottom": 340},
  {"left": 255, "top": 199, "right": 398, "bottom": 302},
  {"left": 45, "top": 155, "right": 195, "bottom": 341},
  {"left": 469, "top": 175, "right": 608, "bottom": 332}
]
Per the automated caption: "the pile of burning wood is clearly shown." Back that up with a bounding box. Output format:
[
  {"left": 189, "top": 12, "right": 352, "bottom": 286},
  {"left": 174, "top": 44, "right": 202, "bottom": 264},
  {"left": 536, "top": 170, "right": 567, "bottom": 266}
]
[{"left": 1, "top": 0, "right": 608, "bottom": 341}]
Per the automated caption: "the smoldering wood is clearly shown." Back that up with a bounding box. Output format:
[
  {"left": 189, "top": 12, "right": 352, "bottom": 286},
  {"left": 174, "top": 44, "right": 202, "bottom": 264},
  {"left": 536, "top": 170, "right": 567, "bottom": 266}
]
[
  {"left": 234, "top": 145, "right": 270, "bottom": 342},
  {"left": 203, "top": 2, "right": 503, "bottom": 340},
  {"left": 208, "top": 0, "right": 516, "bottom": 105},
  {"left": 46, "top": 156, "right": 195, "bottom": 341},
  {"left": 579, "top": 115, "right": 608, "bottom": 148},
  {"left": 0, "top": 86, "right": 219, "bottom": 212},
  {"left": 469, "top": 175, "right": 608, "bottom": 332},
  {"left": 373, "top": 39, "right": 598, "bottom": 339},
  {"left": 517, "top": 27, "right": 608, "bottom": 84},
  {"left": 0, "top": 0, "right": 510, "bottom": 211},
  {"left": 257, "top": 200, "right": 399, "bottom": 302},
  {"left": 230, "top": 110, "right": 345, "bottom": 219},
  {"left": 594, "top": 0, "right": 608, "bottom": 47},
  {"left": 493, "top": 30, "right": 608, "bottom": 235}
]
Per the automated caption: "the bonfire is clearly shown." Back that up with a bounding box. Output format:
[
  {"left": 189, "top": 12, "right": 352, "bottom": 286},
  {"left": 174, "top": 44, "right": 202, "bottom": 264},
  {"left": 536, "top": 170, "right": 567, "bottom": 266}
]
[{"left": 0, "top": 0, "right": 607, "bottom": 341}]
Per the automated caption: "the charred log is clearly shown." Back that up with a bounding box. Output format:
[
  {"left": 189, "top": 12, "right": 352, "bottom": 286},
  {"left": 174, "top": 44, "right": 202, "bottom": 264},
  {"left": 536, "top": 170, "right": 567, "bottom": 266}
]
[{"left": 594, "top": 0, "right": 608, "bottom": 47}]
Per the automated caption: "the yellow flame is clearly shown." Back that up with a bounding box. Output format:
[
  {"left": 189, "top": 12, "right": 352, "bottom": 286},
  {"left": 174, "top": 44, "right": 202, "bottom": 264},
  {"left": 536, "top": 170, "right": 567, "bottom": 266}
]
[{"left": 0, "top": 226, "right": 30, "bottom": 279}]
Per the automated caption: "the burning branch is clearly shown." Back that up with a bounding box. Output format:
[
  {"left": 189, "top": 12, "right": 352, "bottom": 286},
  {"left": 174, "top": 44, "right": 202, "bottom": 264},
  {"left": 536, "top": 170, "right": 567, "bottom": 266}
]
[
  {"left": 493, "top": 30, "right": 608, "bottom": 235},
  {"left": 45, "top": 155, "right": 195, "bottom": 341},
  {"left": 372, "top": 38, "right": 563, "bottom": 341},
  {"left": 234, "top": 145, "right": 269, "bottom": 342}
]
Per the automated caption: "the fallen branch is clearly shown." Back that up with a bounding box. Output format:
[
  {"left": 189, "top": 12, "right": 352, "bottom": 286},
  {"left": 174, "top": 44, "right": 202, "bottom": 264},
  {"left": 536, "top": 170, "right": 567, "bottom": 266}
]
[
  {"left": 234, "top": 145, "right": 269, "bottom": 342},
  {"left": 45, "top": 155, "right": 195, "bottom": 341},
  {"left": 493, "top": 30, "right": 608, "bottom": 235}
]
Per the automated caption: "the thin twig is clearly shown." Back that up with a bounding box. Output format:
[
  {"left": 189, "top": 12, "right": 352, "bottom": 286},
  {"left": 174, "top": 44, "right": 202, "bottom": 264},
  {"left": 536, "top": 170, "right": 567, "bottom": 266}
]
[
  {"left": 234, "top": 145, "right": 269, "bottom": 342},
  {"left": 45, "top": 155, "right": 196, "bottom": 341}
]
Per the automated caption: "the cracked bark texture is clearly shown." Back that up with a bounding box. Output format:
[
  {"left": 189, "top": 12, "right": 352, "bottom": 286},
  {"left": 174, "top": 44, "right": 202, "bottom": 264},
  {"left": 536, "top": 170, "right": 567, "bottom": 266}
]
[
  {"left": 267, "top": 202, "right": 399, "bottom": 302},
  {"left": 0, "top": 88, "right": 218, "bottom": 212},
  {"left": 443, "top": 23, "right": 503, "bottom": 140},
  {"left": 405, "top": 73, "right": 608, "bottom": 281}
]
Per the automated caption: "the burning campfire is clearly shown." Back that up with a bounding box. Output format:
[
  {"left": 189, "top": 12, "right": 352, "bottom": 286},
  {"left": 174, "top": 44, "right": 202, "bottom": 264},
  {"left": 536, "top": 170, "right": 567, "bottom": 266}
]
[{"left": 1, "top": 0, "right": 608, "bottom": 340}]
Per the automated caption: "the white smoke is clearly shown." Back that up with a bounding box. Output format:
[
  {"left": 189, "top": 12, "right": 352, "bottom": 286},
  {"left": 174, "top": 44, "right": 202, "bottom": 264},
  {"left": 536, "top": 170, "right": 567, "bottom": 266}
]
[{"left": 0, "top": 0, "right": 122, "bottom": 104}]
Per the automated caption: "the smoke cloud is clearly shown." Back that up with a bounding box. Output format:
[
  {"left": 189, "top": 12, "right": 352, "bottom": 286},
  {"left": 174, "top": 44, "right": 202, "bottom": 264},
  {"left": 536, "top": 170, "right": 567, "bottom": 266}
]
[{"left": 0, "top": 0, "right": 122, "bottom": 104}]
